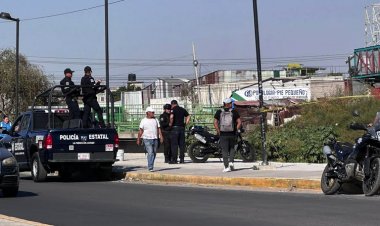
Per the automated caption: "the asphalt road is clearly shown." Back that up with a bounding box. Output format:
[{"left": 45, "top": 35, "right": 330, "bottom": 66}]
[{"left": 0, "top": 175, "right": 380, "bottom": 226}]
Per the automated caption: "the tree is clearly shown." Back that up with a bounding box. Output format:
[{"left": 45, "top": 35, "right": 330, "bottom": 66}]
[
  {"left": 0, "top": 48, "right": 52, "bottom": 119},
  {"left": 112, "top": 84, "right": 141, "bottom": 102},
  {"left": 112, "top": 86, "right": 127, "bottom": 102}
]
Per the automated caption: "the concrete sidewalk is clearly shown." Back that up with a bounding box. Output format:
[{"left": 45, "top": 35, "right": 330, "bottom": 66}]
[{"left": 113, "top": 153, "right": 325, "bottom": 192}]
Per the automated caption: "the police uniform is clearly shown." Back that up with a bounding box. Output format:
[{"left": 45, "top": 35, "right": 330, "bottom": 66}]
[
  {"left": 170, "top": 102, "right": 189, "bottom": 164},
  {"left": 159, "top": 109, "right": 172, "bottom": 163},
  {"left": 81, "top": 67, "right": 105, "bottom": 128},
  {"left": 60, "top": 70, "right": 80, "bottom": 119}
]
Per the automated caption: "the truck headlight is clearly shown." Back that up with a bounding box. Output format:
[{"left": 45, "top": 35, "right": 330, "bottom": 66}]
[{"left": 2, "top": 156, "right": 17, "bottom": 167}]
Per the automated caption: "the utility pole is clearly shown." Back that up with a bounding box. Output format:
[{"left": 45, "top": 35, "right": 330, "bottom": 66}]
[
  {"left": 192, "top": 43, "right": 201, "bottom": 103},
  {"left": 105, "top": 0, "right": 110, "bottom": 125},
  {"left": 252, "top": 0, "right": 268, "bottom": 165}
]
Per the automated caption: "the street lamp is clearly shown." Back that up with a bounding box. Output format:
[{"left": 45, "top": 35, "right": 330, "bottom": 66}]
[{"left": 0, "top": 12, "right": 20, "bottom": 117}]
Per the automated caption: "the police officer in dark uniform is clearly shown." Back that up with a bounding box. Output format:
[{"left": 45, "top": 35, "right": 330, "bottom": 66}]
[
  {"left": 169, "top": 100, "right": 190, "bottom": 164},
  {"left": 80, "top": 66, "right": 105, "bottom": 128},
  {"left": 60, "top": 68, "right": 80, "bottom": 119},
  {"left": 159, "top": 104, "right": 172, "bottom": 163}
]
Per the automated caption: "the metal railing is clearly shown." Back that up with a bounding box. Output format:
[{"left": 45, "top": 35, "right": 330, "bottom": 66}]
[
  {"left": 32, "top": 85, "right": 115, "bottom": 129},
  {"left": 114, "top": 104, "right": 221, "bottom": 133}
]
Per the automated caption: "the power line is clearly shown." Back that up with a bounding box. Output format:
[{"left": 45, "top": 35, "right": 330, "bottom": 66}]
[
  {"left": 27, "top": 56, "right": 348, "bottom": 67},
  {"left": 25, "top": 52, "right": 350, "bottom": 61},
  {"left": 27, "top": 55, "right": 193, "bottom": 62},
  {"left": 21, "top": 0, "right": 125, "bottom": 22},
  {"left": 25, "top": 52, "right": 350, "bottom": 80},
  {"left": 25, "top": 52, "right": 349, "bottom": 85}
]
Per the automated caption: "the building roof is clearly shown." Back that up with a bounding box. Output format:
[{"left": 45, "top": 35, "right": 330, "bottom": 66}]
[
  {"left": 142, "top": 77, "right": 189, "bottom": 90},
  {"left": 158, "top": 78, "right": 189, "bottom": 86}
]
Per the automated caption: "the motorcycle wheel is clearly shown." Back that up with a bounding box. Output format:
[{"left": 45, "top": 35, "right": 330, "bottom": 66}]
[
  {"left": 362, "top": 158, "right": 380, "bottom": 196},
  {"left": 321, "top": 165, "right": 341, "bottom": 195},
  {"left": 238, "top": 141, "right": 256, "bottom": 162},
  {"left": 188, "top": 142, "right": 209, "bottom": 163}
]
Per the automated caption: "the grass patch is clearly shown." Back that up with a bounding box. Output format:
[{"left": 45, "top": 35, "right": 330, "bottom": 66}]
[{"left": 248, "top": 96, "right": 380, "bottom": 163}]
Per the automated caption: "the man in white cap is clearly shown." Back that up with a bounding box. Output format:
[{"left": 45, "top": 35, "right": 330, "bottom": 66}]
[
  {"left": 137, "top": 107, "right": 163, "bottom": 172},
  {"left": 214, "top": 98, "right": 241, "bottom": 172}
]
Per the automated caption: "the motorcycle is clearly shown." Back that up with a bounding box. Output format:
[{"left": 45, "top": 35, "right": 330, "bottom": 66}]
[
  {"left": 187, "top": 125, "right": 256, "bottom": 163},
  {"left": 321, "top": 115, "right": 380, "bottom": 196}
]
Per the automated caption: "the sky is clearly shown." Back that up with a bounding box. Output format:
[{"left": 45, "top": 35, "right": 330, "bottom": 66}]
[{"left": 0, "top": 0, "right": 378, "bottom": 87}]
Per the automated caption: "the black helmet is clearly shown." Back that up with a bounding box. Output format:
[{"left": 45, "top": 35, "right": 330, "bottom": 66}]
[
  {"left": 84, "top": 66, "right": 92, "bottom": 72},
  {"left": 163, "top": 104, "right": 171, "bottom": 110}
]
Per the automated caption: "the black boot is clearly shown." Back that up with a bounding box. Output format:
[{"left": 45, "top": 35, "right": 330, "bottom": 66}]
[{"left": 169, "top": 158, "right": 178, "bottom": 164}]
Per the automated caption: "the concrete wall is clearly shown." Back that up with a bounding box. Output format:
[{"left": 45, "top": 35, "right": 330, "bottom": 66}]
[{"left": 309, "top": 76, "right": 345, "bottom": 100}]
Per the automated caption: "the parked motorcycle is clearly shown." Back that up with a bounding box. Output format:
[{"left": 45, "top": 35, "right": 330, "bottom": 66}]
[
  {"left": 187, "top": 125, "right": 256, "bottom": 163},
  {"left": 321, "top": 115, "right": 380, "bottom": 196}
]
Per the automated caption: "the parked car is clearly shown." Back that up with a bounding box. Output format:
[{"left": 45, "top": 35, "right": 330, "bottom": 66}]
[{"left": 0, "top": 142, "right": 19, "bottom": 197}]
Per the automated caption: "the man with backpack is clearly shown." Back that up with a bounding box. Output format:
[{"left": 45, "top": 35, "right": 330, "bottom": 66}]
[{"left": 214, "top": 98, "right": 242, "bottom": 172}]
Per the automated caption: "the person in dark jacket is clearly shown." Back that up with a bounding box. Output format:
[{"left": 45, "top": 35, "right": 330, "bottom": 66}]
[
  {"left": 159, "top": 104, "right": 172, "bottom": 163},
  {"left": 169, "top": 100, "right": 190, "bottom": 164},
  {"left": 80, "top": 66, "right": 105, "bottom": 128},
  {"left": 60, "top": 68, "right": 80, "bottom": 119}
]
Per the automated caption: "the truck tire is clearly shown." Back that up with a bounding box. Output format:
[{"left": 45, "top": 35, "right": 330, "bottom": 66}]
[{"left": 31, "top": 153, "right": 47, "bottom": 182}]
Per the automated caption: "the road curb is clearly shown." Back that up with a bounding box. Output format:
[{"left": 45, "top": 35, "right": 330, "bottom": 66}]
[
  {"left": 0, "top": 214, "right": 51, "bottom": 226},
  {"left": 124, "top": 172, "right": 321, "bottom": 191}
]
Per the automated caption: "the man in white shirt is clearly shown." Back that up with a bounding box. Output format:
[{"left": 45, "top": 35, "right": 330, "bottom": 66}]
[{"left": 137, "top": 107, "right": 163, "bottom": 172}]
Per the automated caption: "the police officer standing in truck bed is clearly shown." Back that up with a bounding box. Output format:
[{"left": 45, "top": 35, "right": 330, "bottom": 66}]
[
  {"left": 81, "top": 66, "right": 105, "bottom": 128},
  {"left": 60, "top": 68, "right": 80, "bottom": 120}
]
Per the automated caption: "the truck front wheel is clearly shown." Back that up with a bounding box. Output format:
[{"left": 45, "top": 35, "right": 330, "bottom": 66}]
[{"left": 31, "top": 153, "right": 47, "bottom": 182}]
